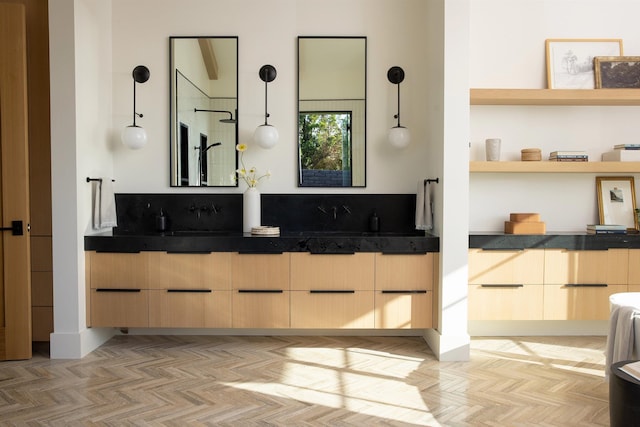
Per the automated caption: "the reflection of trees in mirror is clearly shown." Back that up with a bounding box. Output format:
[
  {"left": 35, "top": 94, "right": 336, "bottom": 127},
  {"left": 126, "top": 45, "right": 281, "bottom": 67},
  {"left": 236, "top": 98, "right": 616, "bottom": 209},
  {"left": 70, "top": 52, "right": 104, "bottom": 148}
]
[{"left": 299, "top": 112, "right": 352, "bottom": 187}]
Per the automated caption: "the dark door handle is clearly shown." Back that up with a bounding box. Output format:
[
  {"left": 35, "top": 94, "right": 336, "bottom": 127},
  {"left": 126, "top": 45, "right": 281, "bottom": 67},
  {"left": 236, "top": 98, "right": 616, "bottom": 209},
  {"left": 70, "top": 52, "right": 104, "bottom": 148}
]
[{"left": 0, "top": 220, "right": 23, "bottom": 236}]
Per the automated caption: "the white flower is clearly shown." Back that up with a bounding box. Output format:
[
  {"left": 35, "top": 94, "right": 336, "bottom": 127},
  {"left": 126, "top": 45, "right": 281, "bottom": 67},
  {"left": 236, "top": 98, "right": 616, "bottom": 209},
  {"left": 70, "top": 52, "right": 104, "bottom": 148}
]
[{"left": 235, "top": 144, "right": 271, "bottom": 188}]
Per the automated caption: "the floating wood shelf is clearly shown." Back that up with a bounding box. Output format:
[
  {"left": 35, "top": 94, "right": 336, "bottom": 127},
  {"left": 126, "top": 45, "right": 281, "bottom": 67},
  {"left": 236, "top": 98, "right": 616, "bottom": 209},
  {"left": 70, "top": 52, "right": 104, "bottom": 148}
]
[
  {"left": 470, "top": 88, "right": 640, "bottom": 106},
  {"left": 470, "top": 161, "right": 640, "bottom": 173}
]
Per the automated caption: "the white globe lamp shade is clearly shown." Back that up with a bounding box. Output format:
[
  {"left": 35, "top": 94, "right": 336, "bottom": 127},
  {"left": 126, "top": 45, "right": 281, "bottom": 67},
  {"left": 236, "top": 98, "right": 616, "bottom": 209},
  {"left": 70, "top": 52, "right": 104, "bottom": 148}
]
[
  {"left": 388, "top": 126, "right": 410, "bottom": 149},
  {"left": 121, "top": 125, "right": 147, "bottom": 149},
  {"left": 254, "top": 124, "right": 279, "bottom": 149}
]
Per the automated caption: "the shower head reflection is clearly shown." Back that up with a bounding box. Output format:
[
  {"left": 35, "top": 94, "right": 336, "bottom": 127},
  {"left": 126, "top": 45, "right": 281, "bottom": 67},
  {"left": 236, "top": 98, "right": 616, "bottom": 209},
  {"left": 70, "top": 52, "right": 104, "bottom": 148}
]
[{"left": 193, "top": 108, "right": 237, "bottom": 124}]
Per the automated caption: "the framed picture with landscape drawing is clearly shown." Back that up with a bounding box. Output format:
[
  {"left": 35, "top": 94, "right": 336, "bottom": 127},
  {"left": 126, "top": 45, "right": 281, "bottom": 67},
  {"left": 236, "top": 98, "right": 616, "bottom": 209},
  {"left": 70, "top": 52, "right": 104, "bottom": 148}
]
[
  {"left": 546, "top": 38, "right": 623, "bottom": 89},
  {"left": 594, "top": 56, "right": 640, "bottom": 88},
  {"left": 596, "top": 176, "right": 637, "bottom": 230}
]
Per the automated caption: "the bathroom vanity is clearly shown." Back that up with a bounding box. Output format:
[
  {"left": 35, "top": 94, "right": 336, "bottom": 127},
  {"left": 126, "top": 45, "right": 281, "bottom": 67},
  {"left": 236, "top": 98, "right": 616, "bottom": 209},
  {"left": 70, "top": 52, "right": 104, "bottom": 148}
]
[{"left": 84, "top": 193, "right": 439, "bottom": 332}]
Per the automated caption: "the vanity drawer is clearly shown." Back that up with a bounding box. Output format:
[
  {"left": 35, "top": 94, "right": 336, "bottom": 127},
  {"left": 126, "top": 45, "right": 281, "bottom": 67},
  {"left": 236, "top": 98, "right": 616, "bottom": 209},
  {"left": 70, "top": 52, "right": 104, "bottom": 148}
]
[
  {"left": 375, "top": 290, "right": 432, "bottom": 328},
  {"left": 375, "top": 253, "right": 433, "bottom": 291},
  {"left": 148, "top": 252, "right": 231, "bottom": 290},
  {"left": 89, "top": 252, "right": 149, "bottom": 290},
  {"left": 469, "top": 249, "right": 544, "bottom": 285},
  {"left": 232, "top": 253, "right": 290, "bottom": 291},
  {"left": 290, "top": 291, "right": 374, "bottom": 328},
  {"left": 148, "top": 289, "right": 231, "bottom": 328},
  {"left": 290, "top": 252, "right": 374, "bottom": 291},
  {"left": 90, "top": 288, "right": 149, "bottom": 327},
  {"left": 468, "top": 284, "right": 543, "bottom": 321},
  {"left": 232, "top": 290, "right": 290, "bottom": 328},
  {"left": 543, "top": 284, "right": 628, "bottom": 320},
  {"left": 544, "top": 249, "right": 628, "bottom": 285}
]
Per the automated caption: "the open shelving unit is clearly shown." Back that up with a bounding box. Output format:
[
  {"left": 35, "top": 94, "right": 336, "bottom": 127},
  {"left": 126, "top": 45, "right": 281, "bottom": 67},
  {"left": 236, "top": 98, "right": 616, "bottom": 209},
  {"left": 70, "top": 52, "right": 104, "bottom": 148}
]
[
  {"left": 470, "top": 88, "right": 640, "bottom": 173},
  {"left": 470, "top": 161, "right": 640, "bottom": 173},
  {"left": 470, "top": 88, "right": 640, "bottom": 106}
]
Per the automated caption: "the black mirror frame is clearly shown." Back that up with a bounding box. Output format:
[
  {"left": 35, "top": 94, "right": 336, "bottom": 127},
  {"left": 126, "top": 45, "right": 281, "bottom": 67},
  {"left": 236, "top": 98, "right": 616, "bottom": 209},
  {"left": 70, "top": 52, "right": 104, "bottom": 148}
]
[{"left": 296, "top": 36, "right": 367, "bottom": 188}]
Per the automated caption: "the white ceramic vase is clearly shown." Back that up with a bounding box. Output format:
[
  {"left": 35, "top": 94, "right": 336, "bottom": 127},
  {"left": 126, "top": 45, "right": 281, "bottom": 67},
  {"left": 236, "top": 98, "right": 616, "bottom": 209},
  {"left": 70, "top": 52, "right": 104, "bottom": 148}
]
[{"left": 243, "top": 187, "right": 261, "bottom": 233}]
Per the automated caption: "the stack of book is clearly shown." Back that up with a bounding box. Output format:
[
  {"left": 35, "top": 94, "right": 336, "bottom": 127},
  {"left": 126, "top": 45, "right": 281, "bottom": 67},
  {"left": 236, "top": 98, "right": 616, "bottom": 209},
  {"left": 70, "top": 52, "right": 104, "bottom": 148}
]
[
  {"left": 586, "top": 224, "right": 627, "bottom": 234},
  {"left": 614, "top": 144, "right": 640, "bottom": 150},
  {"left": 602, "top": 144, "right": 640, "bottom": 161},
  {"left": 549, "top": 151, "right": 588, "bottom": 162}
]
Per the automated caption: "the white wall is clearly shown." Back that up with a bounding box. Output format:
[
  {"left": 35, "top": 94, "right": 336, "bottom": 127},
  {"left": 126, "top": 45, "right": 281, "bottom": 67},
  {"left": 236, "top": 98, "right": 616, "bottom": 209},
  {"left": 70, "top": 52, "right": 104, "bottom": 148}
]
[
  {"left": 469, "top": 0, "right": 640, "bottom": 233},
  {"left": 50, "top": 0, "right": 116, "bottom": 358},
  {"left": 110, "top": 0, "right": 434, "bottom": 194}
]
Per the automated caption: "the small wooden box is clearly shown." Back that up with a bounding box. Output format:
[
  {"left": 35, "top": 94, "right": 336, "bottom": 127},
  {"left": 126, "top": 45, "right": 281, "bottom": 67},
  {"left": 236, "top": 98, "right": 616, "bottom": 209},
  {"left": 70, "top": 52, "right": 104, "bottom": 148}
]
[
  {"left": 510, "top": 213, "right": 540, "bottom": 222},
  {"left": 521, "top": 148, "right": 542, "bottom": 161},
  {"left": 505, "top": 221, "right": 546, "bottom": 234}
]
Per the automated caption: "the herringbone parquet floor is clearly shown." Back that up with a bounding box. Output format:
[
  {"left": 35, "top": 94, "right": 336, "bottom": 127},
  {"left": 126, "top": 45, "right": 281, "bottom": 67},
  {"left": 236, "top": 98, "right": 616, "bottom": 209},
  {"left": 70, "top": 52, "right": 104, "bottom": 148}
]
[{"left": 0, "top": 335, "right": 609, "bottom": 426}]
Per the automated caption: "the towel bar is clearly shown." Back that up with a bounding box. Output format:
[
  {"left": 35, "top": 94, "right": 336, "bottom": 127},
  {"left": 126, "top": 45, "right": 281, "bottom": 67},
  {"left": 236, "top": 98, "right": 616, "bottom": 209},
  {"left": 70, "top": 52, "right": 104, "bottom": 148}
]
[{"left": 86, "top": 177, "right": 115, "bottom": 183}]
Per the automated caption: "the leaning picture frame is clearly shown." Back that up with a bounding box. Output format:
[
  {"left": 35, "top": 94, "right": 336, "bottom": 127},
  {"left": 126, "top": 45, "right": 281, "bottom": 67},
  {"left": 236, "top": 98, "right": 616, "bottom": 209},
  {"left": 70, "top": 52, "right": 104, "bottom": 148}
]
[
  {"left": 596, "top": 176, "right": 637, "bottom": 230},
  {"left": 594, "top": 56, "right": 640, "bottom": 88},
  {"left": 545, "top": 38, "right": 623, "bottom": 89}
]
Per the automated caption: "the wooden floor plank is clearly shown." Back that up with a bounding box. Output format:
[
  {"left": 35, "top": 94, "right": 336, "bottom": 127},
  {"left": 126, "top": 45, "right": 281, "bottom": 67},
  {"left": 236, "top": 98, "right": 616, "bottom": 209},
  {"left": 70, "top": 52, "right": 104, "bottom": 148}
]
[{"left": 0, "top": 336, "right": 609, "bottom": 426}]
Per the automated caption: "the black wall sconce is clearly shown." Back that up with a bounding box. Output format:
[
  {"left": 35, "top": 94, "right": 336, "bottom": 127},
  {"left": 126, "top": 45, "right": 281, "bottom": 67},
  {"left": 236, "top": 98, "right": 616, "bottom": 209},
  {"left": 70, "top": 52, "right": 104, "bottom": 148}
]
[
  {"left": 121, "top": 65, "right": 150, "bottom": 149},
  {"left": 387, "top": 66, "right": 410, "bottom": 149},
  {"left": 253, "top": 64, "right": 278, "bottom": 149}
]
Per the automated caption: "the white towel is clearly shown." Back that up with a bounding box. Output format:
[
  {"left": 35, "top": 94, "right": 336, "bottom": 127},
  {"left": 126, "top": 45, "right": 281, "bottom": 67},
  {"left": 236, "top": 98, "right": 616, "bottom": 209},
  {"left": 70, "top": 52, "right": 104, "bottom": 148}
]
[
  {"left": 415, "top": 180, "right": 433, "bottom": 230},
  {"left": 92, "top": 178, "right": 117, "bottom": 230},
  {"left": 605, "top": 305, "right": 638, "bottom": 378}
]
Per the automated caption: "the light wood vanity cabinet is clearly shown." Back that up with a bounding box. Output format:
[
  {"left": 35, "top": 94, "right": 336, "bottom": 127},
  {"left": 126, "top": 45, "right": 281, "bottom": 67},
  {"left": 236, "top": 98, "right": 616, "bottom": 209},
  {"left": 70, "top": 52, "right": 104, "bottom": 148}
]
[
  {"left": 543, "top": 249, "right": 628, "bottom": 320},
  {"left": 231, "top": 253, "right": 290, "bottom": 328},
  {"left": 147, "top": 253, "right": 232, "bottom": 328},
  {"left": 468, "top": 248, "right": 630, "bottom": 321},
  {"left": 290, "top": 253, "right": 375, "bottom": 328},
  {"left": 87, "top": 250, "right": 436, "bottom": 330},
  {"left": 88, "top": 252, "right": 150, "bottom": 327},
  {"left": 468, "top": 249, "right": 544, "bottom": 320},
  {"left": 374, "top": 253, "right": 433, "bottom": 328}
]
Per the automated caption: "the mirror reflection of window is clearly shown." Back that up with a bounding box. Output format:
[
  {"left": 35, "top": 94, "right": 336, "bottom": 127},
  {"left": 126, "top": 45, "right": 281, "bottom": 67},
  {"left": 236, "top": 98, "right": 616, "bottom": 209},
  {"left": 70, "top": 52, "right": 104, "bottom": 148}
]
[
  {"left": 298, "top": 37, "right": 366, "bottom": 187},
  {"left": 299, "top": 111, "right": 352, "bottom": 187},
  {"left": 170, "top": 37, "right": 238, "bottom": 187}
]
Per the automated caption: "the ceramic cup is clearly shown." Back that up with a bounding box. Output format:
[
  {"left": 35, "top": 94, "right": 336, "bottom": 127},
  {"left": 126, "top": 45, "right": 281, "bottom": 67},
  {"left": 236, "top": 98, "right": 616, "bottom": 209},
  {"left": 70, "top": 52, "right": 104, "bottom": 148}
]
[{"left": 485, "top": 138, "right": 501, "bottom": 161}]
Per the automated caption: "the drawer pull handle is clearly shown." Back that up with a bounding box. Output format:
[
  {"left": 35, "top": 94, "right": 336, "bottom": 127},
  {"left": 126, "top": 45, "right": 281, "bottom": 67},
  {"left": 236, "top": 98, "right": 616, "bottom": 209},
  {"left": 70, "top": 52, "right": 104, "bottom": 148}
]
[
  {"left": 564, "top": 284, "right": 608, "bottom": 288},
  {"left": 96, "top": 288, "right": 141, "bottom": 292},
  {"left": 309, "top": 290, "right": 355, "bottom": 294},
  {"left": 167, "top": 289, "right": 212, "bottom": 293},
  {"left": 309, "top": 252, "right": 356, "bottom": 255},
  {"left": 380, "top": 252, "right": 428, "bottom": 255},
  {"left": 480, "top": 284, "right": 524, "bottom": 288},
  {"left": 381, "top": 290, "right": 428, "bottom": 294},
  {"left": 479, "top": 248, "right": 524, "bottom": 252},
  {"left": 238, "top": 289, "right": 284, "bottom": 293}
]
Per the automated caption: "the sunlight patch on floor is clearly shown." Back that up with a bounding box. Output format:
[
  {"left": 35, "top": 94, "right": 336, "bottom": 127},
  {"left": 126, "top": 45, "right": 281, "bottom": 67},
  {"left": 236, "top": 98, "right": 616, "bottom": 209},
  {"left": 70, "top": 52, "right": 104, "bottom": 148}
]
[{"left": 219, "top": 345, "right": 438, "bottom": 425}]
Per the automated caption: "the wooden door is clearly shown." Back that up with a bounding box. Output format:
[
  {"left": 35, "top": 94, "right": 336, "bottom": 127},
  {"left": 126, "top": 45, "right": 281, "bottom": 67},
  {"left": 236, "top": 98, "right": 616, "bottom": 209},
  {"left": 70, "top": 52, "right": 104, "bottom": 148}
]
[{"left": 0, "top": 2, "right": 32, "bottom": 360}]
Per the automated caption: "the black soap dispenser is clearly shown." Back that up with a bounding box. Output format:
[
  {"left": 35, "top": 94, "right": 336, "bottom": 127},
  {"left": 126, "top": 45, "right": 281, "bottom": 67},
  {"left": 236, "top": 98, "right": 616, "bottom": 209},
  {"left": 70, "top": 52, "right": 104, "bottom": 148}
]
[
  {"left": 156, "top": 208, "right": 167, "bottom": 232},
  {"left": 369, "top": 211, "right": 380, "bottom": 232}
]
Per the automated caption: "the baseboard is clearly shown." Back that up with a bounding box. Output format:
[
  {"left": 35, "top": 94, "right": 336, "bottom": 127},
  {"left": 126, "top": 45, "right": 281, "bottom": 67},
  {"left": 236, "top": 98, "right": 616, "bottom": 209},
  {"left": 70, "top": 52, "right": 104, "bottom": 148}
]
[
  {"left": 468, "top": 320, "right": 609, "bottom": 337},
  {"left": 50, "top": 327, "right": 114, "bottom": 359}
]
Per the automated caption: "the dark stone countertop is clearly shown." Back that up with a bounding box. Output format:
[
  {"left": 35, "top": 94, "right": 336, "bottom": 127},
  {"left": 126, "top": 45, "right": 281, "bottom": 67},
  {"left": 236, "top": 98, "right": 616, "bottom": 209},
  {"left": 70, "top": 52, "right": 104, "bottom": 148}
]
[
  {"left": 470, "top": 233, "right": 640, "bottom": 250},
  {"left": 84, "top": 230, "right": 440, "bottom": 254}
]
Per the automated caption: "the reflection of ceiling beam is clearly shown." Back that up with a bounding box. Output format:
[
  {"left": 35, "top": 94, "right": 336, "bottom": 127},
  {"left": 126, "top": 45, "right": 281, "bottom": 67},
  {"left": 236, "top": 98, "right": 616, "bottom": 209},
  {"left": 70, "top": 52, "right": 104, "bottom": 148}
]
[{"left": 198, "top": 39, "right": 219, "bottom": 80}]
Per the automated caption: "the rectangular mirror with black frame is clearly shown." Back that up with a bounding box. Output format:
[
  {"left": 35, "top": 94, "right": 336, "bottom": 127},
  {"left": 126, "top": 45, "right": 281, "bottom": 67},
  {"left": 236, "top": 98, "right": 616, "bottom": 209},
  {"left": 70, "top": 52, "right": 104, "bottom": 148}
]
[
  {"left": 170, "top": 36, "right": 238, "bottom": 187},
  {"left": 297, "top": 36, "right": 366, "bottom": 187}
]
